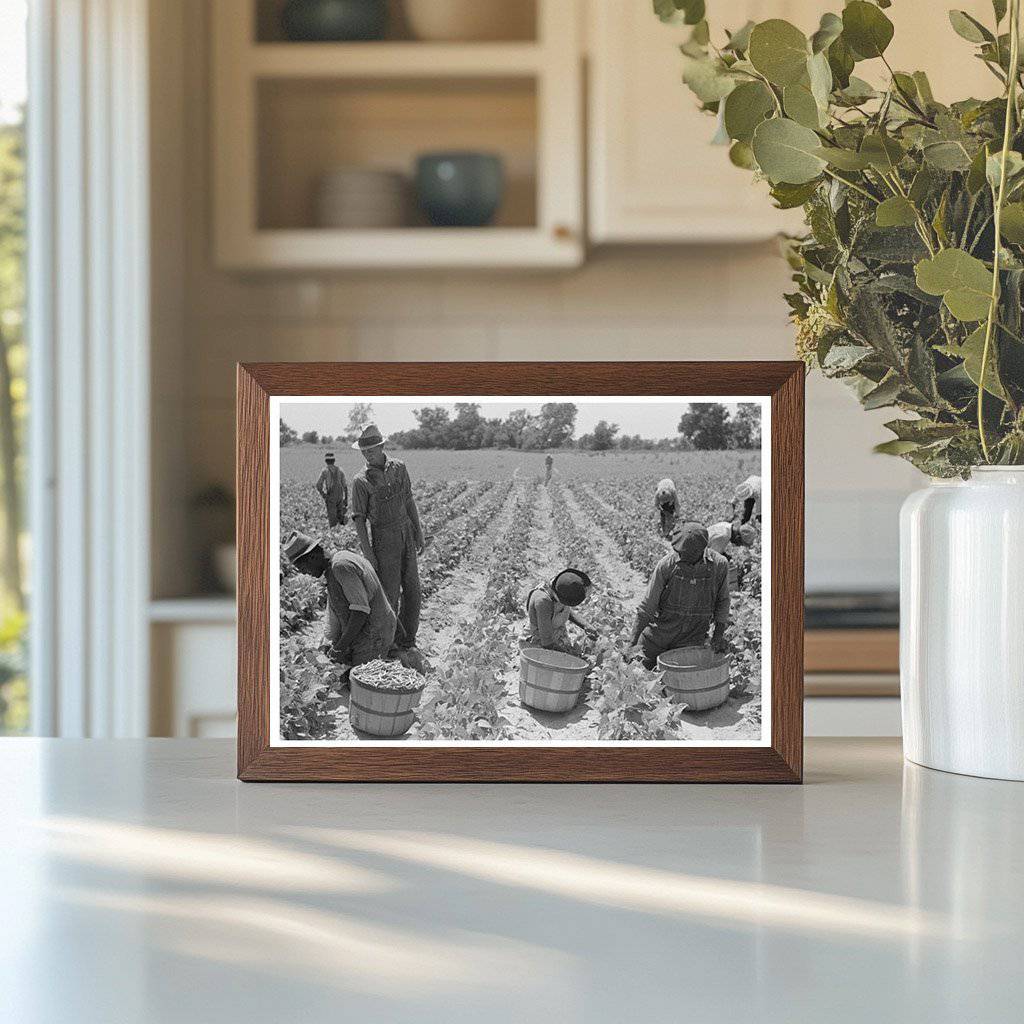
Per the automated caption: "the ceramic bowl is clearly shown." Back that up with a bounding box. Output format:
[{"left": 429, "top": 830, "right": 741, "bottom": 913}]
[
  {"left": 414, "top": 152, "right": 505, "bottom": 228},
  {"left": 280, "top": 0, "right": 388, "bottom": 42}
]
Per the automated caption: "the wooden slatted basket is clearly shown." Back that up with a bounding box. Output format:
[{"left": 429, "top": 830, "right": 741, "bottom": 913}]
[
  {"left": 658, "top": 646, "right": 731, "bottom": 711},
  {"left": 519, "top": 647, "right": 590, "bottom": 713},
  {"left": 349, "top": 667, "right": 427, "bottom": 738}
]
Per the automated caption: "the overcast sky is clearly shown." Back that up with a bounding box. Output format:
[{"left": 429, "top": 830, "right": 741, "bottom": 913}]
[{"left": 279, "top": 398, "right": 756, "bottom": 441}]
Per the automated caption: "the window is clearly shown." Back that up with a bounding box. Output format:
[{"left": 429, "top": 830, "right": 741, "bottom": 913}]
[{"left": 0, "top": 0, "right": 28, "bottom": 734}]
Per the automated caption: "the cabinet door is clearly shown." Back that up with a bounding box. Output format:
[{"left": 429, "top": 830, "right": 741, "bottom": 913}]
[
  {"left": 588, "top": 1, "right": 814, "bottom": 243},
  {"left": 588, "top": 1, "right": 1002, "bottom": 245}
]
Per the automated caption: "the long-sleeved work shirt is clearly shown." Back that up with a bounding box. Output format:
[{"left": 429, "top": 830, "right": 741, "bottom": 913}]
[{"left": 636, "top": 549, "right": 730, "bottom": 654}]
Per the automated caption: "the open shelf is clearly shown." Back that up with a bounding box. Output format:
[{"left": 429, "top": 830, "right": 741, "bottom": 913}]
[
  {"left": 257, "top": 76, "right": 538, "bottom": 232},
  {"left": 254, "top": 0, "right": 538, "bottom": 44},
  {"left": 249, "top": 42, "right": 544, "bottom": 77},
  {"left": 213, "top": 0, "right": 581, "bottom": 268}
]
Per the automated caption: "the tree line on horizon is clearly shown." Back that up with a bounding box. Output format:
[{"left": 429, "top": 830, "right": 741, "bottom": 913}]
[{"left": 280, "top": 401, "right": 761, "bottom": 452}]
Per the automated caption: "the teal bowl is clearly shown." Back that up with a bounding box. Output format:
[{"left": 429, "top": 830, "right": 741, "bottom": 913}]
[
  {"left": 281, "top": 0, "right": 388, "bottom": 42},
  {"left": 415, "top": 152, "right": 505, "bottom": 228}
]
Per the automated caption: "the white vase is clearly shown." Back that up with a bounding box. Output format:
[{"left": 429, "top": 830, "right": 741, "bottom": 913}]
[{"left": 900, "top": 467, "right": 1024, "bottom": 780}]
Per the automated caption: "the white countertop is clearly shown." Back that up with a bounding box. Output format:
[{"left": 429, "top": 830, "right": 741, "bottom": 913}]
[{"left": 1, "top": 738, "right": 1021, "bottom": 1023}]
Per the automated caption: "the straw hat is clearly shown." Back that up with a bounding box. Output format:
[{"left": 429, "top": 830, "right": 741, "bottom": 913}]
[
  {"left": 283, "top": 530, "right": 319, "bottom": 564},
  {"left": 352, "top": 424, "right": 387, "bottom": 450}
]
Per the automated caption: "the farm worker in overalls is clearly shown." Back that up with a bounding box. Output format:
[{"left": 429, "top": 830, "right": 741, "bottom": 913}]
[
  {"left": 350, "top": 424, "right": 424, "bottom": 651},
  {"left": 282, "top": 531, "right": 396, "bottom": 668},
  {"left": 520, "top": 568, "right": 597, "bottom": 655},
  {"left": 544, "top": 453, "right": 554, "bottom": 484},
  {"left": 629, "top": 521, "right": 730, "bottom": 670},
  {"left": 316, "top": 452, "right": 348, "bottom": 528},
  {"left": 707, "top": 519, "right": 756, "bottom": 590},
  {"left": 733, "top": 475, "right": 761, "bottom": 525},
  {"left": 655, "top": 478, "right": 678, "bottom": 538}
]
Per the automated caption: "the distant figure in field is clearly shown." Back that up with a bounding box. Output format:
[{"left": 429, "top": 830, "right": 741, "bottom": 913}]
[
  {"left": 350, "top": 424, "right": 425, "bottom": 651},
  {"left": 520, "top": 568, "right": 597, "bottom": 656},
  {"left": 282, "top": 531, "right": 396, "bottom": 670},
  {"left": 545, "top": 453, "right": 554, "bottom": 484},
  {"left": 655, "top": 478, "right": 677, "bottom": 538},
  {"left": 316, "top": 451, "right": 348, "bottom": 529},
  {"left": 630, "top": 521, "right": 730, "bottom": 670},
  {"left": 733, "top": 475, "right": 762, "bottom": 525}
]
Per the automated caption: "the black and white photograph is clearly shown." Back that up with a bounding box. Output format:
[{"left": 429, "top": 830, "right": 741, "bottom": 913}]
[{"left": 272, "top": 395, "right": 770, "bottom": 745}]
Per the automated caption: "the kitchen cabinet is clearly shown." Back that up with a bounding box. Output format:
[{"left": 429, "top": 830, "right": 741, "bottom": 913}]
[
  {"left": 587, "top": 0, "right": 999, "bottom": 244},
  {"left": 211, "top": 0, "right": 583, "bottom": 269}
]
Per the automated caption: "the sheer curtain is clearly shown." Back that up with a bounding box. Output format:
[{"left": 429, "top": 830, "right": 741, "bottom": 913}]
[{"left": 28, "top": 0, "right": 150, "bottom": 736}]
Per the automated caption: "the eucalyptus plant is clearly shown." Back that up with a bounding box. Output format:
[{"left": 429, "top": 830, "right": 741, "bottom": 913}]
[{"left": 660, "top": 0, "right": 1024, "bottom": 474}]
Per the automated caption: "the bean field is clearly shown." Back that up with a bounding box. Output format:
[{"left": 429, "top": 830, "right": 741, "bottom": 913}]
[{"left": 278, "top": 446, "right": 764, "bottom": 743}]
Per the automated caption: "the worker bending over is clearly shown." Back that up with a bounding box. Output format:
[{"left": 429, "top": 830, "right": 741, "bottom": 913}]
[
  {"left": 630, "top": 521, "right": 730, "bottom": 670},
  {"left": 733, "top": 475, "right": 761, "bottom": 525},
  {"left": 520, "top": 568, "right": 597, "bottom": 656},
  {"left": 283, "top": 531, "right": 396, "bottom": 669},
  {"left": 655, "top": 478, "right": 678, "bottom": 538}
]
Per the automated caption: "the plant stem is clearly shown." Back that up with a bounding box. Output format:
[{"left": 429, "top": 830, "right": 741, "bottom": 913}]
[
  {"left": 979, "top": 0, "right": 1021, "bottom": 462},
  {"left": 821, "top": 167, "right": 879, "bottom": 203}
]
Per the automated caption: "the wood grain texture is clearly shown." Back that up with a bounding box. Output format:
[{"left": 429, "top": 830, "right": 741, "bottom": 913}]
[{"left": 236, "top": 361, "right": 805, "bottom": 783}]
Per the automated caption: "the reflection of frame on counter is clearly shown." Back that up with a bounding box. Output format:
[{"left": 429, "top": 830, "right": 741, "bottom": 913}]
[{"left": 237, "top": 361, "right": 805, "bottom": 783}]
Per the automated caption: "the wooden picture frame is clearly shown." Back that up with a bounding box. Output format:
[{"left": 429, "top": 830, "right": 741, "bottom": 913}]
[{"left": 238, "top": 362, "right": 804, "bottom": 782}]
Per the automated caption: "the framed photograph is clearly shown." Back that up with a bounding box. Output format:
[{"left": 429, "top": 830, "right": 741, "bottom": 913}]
[{"left": 237, "top": 362, "right": 803, "bottom": 782}]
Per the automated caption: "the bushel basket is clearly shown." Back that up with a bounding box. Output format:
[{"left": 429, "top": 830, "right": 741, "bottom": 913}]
[
  {"left": 519, "top": 647, "right": 590, "bottom": 713},
  {"left": 658, "top": 646, "right": 731, "bottom": 711},
  {"left": 349, "top": 667, "right": 426, "bottom": 738}
]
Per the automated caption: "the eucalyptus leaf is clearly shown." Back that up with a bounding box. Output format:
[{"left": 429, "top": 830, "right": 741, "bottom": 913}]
[
  {"left": 915, "top": 249, "right": 994, "bottom": 321},
  {"left": 681, "top": 55, "right": 737, "bottom": 103},
  {"left": 959, "top": 324, "right": 1007, "bottom": 398},
  {"left": 860, "top": 133, "right": 905, "bottom": 172},
  {"left": 923, "top": 140, "right": 973, "bottom": 171},
  {"left": 884, "top": 418, "right": 963, "bottom": 442},
  {"left": 748, "top": 19, "right": 810, "bottom": 87},
  {"left": 724, "top": 20, "right": 755, "bottom": 53},
  {"left": 862, "top": 374, "right": 902, "bottom": 409},
  {"left": 827, "top": 35, "right": 855, "bottom": 89},
  {"left": 770, "top": 179, "right": 821, "bottom": 209},
  {"left": 783, "top": 83, "right": 823, "bottom": 129},
  {"left": 874, "top": 439, "right": 921, "bottom": 455},
  {"left": 948, "top": 10, "right": 993, "bottom": 44},
  {"left": 875, "top": 196, "right": 918, "bottom": 228},
  {"left": 807, "top": 51, "right": 833, "bottom": 110},
  {"left": 999, "top": 202, "right": 1024, "bottom": 243},
  {"left": 810, "top": 12, "right": 843, "bottom": 54},
  {"left": 842, "top": 1, "right": 895, "bottom": 60},
  {"left": 836, "top": 76, "right": 878, "bottom": 104},
  {"left": 723, "top": 81, "right": 775, "bottom": 143},
  {"left": 986, "top": 150, "right": 1024, "bottom": 190},
  {"left": 815, "top": 146, "right": 872, "bottom": 170},
  {"left": 728, "top": 140, "right": 758, "bottom": 169},
  {"left": 752, "top": 117, "right": 827, "bottom": 184},
  {"left": 967, "top": 143, "right": 993, "bottom": 193},
  {"left": 912, "top": 71, "right": 935, "bottom": 105}
]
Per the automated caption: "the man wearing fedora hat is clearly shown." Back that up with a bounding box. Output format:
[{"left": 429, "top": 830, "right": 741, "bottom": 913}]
[
  {"left": 350, "top": 424, "right": 425, "bottom": 651},
  {"left": 282, "top": 530, "right": 396, "bottom": 668},
  {"left": 629, "top": 521, "right": 730, "bottom": 670},
  {"left": 315, "top": 451, "right": 348, "bottom": 529}
]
